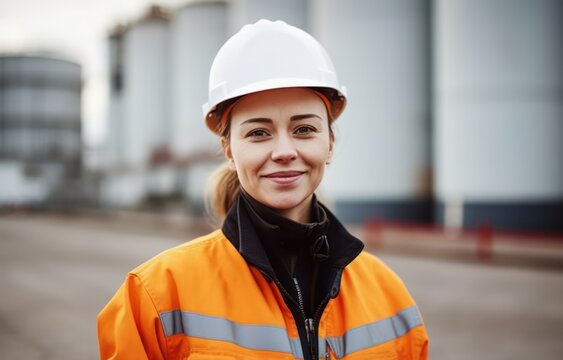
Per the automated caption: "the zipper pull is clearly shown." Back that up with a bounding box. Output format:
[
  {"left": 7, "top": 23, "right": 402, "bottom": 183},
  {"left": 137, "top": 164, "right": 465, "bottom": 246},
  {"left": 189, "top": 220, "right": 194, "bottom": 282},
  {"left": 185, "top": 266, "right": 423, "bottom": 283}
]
[
  {"left": 305, "top": 318, "right": 314, "bottom": 342},
  {"left": 305, "top": 318, "right": 317, "bottom": 360}
]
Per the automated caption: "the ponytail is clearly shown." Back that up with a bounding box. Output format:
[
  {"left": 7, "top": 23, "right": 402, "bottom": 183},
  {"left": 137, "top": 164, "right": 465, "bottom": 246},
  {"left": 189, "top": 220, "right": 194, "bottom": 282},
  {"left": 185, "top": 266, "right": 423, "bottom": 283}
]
[{"left": 205, "top": 161, "right": 240, "bottom": 225}]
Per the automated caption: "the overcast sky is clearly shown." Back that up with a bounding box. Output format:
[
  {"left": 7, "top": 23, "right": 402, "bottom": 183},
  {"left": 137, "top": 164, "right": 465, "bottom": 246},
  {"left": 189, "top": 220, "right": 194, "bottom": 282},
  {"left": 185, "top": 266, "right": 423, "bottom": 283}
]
[{"left": 0, "top": 0, "right": 186, "bottom": 148}]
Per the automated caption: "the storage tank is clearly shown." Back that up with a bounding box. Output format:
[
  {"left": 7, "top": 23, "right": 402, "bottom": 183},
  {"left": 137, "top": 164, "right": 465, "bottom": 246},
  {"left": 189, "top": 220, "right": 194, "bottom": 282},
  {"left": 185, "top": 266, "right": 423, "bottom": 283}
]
[
  {"left": 100, "top": 172, "right": 146, "bottom": 208},
  {"left": 0, "top": 162, "right": 48, "bottom": 205},
  {"left": 229, "top": 0, "right": 308, "bottom": 33},
  {"left": 434, "top": 0, "right": 563, "bottom": 232},
  {"left": 311, "top": 0, "right": 432, "bottom": 223},
  {"left": 0, "top": 54, "right": 82, "bottom": 205},
  {"left": 170, "top": 0, "right": 228, "bottom": 158},
  {"left": 122, "top": 6, "right": 170, "bottom": 169},
  {"left": 105, "top": 25, "right": 126, "bottom": 170}
]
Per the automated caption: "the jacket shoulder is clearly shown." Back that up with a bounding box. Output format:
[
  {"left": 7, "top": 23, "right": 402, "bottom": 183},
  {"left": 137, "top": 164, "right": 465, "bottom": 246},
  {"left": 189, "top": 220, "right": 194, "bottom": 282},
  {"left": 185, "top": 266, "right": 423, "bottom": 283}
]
[
  {"left": 352, "top": 251, "right": 403, "bottom": 280},
  {"left": 123, "top": 230, "right": 244, "bottom": 313},
  {"left": 344, "top": 251, "right": 416, "bottom": 306},
  {"left": 131, "top": 229, "right": 235, "bottom": 283}
]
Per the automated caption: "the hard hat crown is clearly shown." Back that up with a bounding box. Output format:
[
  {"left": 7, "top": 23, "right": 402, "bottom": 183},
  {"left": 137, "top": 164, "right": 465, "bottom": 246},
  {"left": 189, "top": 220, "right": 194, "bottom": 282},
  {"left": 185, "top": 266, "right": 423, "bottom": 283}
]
[{"left": 203, "top": 19, "right": 347, "bottom": 134}]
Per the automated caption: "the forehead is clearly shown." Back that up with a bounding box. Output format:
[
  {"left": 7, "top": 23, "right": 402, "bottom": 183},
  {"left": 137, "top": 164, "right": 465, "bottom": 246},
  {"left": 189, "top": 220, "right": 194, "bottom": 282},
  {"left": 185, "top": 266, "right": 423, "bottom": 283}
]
[{"left": 230, "top": 88, "right": 327, "bottom": 122}]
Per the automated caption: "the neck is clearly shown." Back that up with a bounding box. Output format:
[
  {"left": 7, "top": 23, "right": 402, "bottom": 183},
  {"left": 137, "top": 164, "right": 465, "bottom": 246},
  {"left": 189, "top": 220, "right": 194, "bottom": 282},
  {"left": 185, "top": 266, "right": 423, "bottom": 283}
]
[
  {"left": 239, "top": 191, "right": 330, "bottom": 261},
  {"left": 275, "top": 196, "right": 314, "bottom": 223}
]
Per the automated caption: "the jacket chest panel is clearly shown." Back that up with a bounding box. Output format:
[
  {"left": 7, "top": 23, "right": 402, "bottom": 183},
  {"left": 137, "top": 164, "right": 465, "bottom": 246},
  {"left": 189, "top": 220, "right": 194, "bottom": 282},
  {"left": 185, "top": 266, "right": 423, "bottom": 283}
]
[{"left": 162, "top": 266, "right": 303, "bottom": 359}]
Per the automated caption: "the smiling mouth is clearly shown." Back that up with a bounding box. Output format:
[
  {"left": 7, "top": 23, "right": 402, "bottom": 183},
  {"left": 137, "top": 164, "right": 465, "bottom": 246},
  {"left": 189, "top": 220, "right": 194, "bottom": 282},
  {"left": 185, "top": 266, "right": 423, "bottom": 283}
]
[{"left": 263, "top": 171, "right": 304, "bottom": 185}]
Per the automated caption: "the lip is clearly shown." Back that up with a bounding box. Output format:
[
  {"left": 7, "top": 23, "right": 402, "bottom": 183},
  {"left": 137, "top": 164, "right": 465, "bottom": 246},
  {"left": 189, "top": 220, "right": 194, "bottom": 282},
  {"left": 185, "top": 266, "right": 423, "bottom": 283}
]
[{"left": 263, "top": 171, "right": 304, "bottom": 185}]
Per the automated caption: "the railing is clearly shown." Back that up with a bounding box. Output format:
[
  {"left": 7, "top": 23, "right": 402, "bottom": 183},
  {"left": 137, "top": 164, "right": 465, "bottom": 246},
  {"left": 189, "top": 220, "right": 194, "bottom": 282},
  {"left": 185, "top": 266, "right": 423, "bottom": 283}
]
[{"left": 363, "top": 218, "right": 563, "bottom": 261}]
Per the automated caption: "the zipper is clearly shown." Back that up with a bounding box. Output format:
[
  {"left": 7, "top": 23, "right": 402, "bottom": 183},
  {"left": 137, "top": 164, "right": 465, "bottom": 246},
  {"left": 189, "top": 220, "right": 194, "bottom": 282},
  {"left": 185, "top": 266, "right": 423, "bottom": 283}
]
[
  {"left": 294, "top": 267, "right": 341, "bottom": 360},
  {"left": 308, "top": 292, "right": 331, "bottom": 360},
  {"left": 293, "top": 278, "right": 305, "bottom": 312},
  {"left": 268, "top": 266, "right": 340, "bottom": 360},
  {"left": 305, "top": 317, "right": 316, "bottom": 359},
  {"left": 310, "top": 269, "right": 342, "bottom": 360},
  {"left": 272, "top": 278, "right": 314, "bottom": 358},
  {"left": 269, "top": 269, "right": 342, "bottom": 360},
  {"left": 293, "top": 277, "right": 318, "bottom": 360},
  {"left": 272, "top": 278, "right": 310, "bottom": 345},
  {"left": 274, "top": 279, "right": 304, "bottom": 319}
]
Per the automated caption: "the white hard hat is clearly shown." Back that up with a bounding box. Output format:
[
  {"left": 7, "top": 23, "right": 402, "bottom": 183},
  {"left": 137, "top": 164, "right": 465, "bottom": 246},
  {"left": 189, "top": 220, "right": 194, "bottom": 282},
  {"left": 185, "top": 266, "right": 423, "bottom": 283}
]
[{"left": 203, "top": 19, "right": 347, "bottom": 134}]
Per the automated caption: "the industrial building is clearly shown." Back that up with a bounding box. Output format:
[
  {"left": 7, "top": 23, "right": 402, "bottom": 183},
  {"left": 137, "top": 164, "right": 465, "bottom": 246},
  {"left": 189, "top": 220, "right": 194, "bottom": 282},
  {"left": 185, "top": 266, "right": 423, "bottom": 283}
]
[
  {"left": 0, "top": 54, "right": 82, "bottom": 208},
  {"left": 102, "top": 0, "right": 563, "bottom": 233}
]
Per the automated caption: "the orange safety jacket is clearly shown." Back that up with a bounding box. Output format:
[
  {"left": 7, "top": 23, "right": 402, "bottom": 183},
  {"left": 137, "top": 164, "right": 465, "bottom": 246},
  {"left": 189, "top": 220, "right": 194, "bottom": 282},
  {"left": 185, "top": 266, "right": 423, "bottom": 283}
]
[{"left": 98, "top": 229, "right": 428, "bottom": 359}]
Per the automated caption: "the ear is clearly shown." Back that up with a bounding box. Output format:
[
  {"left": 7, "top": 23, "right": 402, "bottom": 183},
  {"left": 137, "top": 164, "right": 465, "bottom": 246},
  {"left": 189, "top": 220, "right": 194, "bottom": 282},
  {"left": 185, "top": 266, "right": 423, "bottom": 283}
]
[
  {"left": 221, "top": 137, "right": 232, "bottom": 160},
  {"left": 327, "top": 136, "right": 334, "bottom": 164}
]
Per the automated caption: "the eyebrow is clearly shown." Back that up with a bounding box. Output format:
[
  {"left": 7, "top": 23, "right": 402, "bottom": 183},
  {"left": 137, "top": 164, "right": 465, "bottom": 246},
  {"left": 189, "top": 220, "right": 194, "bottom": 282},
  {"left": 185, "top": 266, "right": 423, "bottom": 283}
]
[
  {"left": 241, "top": 117, "right": 272, "bottom": 126},
  {"left": 240, "top": 114, "right": 322, "bottom": 126},
  {"left": 290, "top": 113, "right": 323, "bottom": 121}
]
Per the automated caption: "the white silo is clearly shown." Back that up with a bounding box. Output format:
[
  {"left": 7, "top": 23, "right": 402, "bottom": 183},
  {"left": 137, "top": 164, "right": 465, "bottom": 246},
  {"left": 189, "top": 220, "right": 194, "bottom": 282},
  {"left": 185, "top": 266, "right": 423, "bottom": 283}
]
[
  {"left": 434, "top": 0, "right": 563, "bottom": 232},
  {"left": 105, "top": 26, "right": 126, "bottom": 170},
  {"left": 101, "top": 6, "right": 171, "bottom": 208},
  {"left": 122, "top": 6, "right": 170, "bottom": 169},
  {"left": 102, "top": 25, "right": 145, "bottom": 208},
  {"left": 311, "top": 0, "right": 432, "bottom": 223},
  {"left": 170, "top": 0, "right": 228, "bottom": 158},
  {"left": 229, "top": 0, "right": 308, "bottom": 33},
  {"left": 0, "top": 54, "right": 82, "bottom": 206}
]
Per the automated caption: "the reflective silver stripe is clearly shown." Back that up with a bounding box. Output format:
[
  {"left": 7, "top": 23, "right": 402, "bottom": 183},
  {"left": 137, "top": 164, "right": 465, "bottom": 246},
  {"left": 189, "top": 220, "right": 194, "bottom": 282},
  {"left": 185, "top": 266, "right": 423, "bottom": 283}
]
[
  {"left": 321, "top": 306, "right": 423, "bottom": 358},
  {"left": 159, "top": 310, "right": 303, "bottom": 358},
  {"left": 160, "top": 306, "right": 422, "bottom": 359},
  {"left": 289, "top": 337, "right": 304, "bottom": 359}
]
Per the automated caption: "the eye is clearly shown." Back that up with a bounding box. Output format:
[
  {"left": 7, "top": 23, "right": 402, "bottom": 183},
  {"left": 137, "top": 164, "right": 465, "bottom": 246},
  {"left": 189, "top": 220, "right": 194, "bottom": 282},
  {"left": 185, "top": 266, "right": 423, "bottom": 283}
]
[
  {"left": 247, "top": 128, "right": 270, "bottom": 138},
  {"left": 294, "top": 125, "right": 316, "bottom": 135}
]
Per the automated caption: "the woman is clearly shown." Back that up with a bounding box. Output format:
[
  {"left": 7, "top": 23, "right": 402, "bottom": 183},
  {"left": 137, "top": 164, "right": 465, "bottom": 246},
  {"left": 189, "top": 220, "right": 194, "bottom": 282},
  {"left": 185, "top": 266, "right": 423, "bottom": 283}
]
[{"left": 98, "top": 19, "right": 428, "bottom": 360}]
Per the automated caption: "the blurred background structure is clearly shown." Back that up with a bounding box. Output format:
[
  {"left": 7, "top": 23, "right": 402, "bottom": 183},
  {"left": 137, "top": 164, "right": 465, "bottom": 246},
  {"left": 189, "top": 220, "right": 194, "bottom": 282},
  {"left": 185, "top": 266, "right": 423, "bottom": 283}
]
[
  {"left": 1, "top": 0, "right": 562, "bottom": 233},
  {"left": 1, "top": 0, "right": 563, "bottom": 359},
  {"left": 0, "top": 54, "right": 86, "bottom": 208},
  {"left": 433, "top": 0, "right": 563, "bottom": 234},
  {"left": 97, "top": 0, "right": 563, "bottom": 234}
]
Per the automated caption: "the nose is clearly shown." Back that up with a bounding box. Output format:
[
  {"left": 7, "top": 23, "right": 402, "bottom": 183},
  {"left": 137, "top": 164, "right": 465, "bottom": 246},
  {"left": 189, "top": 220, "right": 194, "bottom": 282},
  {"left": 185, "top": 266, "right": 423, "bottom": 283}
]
[{"left": 271, "top": 134, "right": 298, "bottom": 162}]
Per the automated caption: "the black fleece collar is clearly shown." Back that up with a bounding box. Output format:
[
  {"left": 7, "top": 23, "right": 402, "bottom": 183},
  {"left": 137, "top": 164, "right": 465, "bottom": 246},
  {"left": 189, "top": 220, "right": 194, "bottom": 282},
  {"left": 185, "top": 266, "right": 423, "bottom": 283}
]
[
  {"left": 222, "top": 193, "right": 364, "bottom": 280},
  {"left": 240, "top": 191, "right": 330, "bottom": 257}
]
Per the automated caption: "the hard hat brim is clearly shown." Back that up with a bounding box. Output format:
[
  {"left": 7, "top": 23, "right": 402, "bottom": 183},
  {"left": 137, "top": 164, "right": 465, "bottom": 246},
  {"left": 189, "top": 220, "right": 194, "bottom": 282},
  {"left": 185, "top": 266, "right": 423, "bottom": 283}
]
[{"left": 204, "top": 82, "right": 346, "bottom": 134}]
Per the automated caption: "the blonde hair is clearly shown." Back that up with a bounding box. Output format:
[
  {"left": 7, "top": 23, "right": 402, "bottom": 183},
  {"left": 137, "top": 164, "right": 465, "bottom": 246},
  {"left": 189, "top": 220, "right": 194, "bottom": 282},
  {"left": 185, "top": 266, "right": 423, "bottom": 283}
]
[{"left": 205, "top": 161, "right": 240, "bottom": 224}]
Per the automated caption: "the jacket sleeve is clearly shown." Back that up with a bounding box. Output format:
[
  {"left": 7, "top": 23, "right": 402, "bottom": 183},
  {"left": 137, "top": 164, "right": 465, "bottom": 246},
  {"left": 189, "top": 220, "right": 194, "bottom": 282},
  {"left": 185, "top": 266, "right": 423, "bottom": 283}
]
[
  {"left": 420, "top": 337, "right": 428, "bottom": 360},
  {"left": 97, "top": 274, "right": 168, "bottom": 359}
]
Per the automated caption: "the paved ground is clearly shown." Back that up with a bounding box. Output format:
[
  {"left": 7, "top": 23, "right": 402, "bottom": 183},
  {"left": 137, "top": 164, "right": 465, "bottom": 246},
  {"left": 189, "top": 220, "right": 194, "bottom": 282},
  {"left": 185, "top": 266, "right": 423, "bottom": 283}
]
[{"left": 0, "top": 213, "right": 562, "bottom": 359}]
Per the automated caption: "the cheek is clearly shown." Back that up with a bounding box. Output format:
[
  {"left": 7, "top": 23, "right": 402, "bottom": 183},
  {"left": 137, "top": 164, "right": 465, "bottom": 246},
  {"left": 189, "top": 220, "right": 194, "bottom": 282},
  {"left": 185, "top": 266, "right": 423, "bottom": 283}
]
[
  {"left": 301, "top": 141, "right": 331, "bottom": 168},
  {"left": 232, "top": 144, "right": 268, "bottom": 177}
]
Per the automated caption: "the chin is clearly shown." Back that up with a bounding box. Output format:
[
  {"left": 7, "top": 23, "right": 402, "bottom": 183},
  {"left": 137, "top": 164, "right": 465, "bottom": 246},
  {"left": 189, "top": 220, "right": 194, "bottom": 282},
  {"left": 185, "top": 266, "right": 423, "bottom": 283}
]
[
  {"left": 266, "top": 199, "right": 299, "bottom": 211},
  {"left": 261, "top": 192, "right": 309, "bottom": 211}
]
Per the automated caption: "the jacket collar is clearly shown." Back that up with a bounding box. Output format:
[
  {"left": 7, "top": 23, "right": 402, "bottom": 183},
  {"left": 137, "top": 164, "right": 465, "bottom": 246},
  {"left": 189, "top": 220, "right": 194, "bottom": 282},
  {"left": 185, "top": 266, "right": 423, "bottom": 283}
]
[
  {"left": 222, "top": 193, "right": 364, "bottom": 280},
  {"left": 240, "top": 190, "right": 330, "bottom": 258}
]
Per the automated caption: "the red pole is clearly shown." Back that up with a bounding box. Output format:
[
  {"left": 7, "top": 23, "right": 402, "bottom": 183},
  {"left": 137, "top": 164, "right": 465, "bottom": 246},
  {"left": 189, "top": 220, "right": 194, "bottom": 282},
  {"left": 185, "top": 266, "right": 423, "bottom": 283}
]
[
  {"left": 476, "top": 222, "right": 493, "bottom": 260},
  {"left": 365, "top": 219, "right": 384, "bottom": 248}
]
